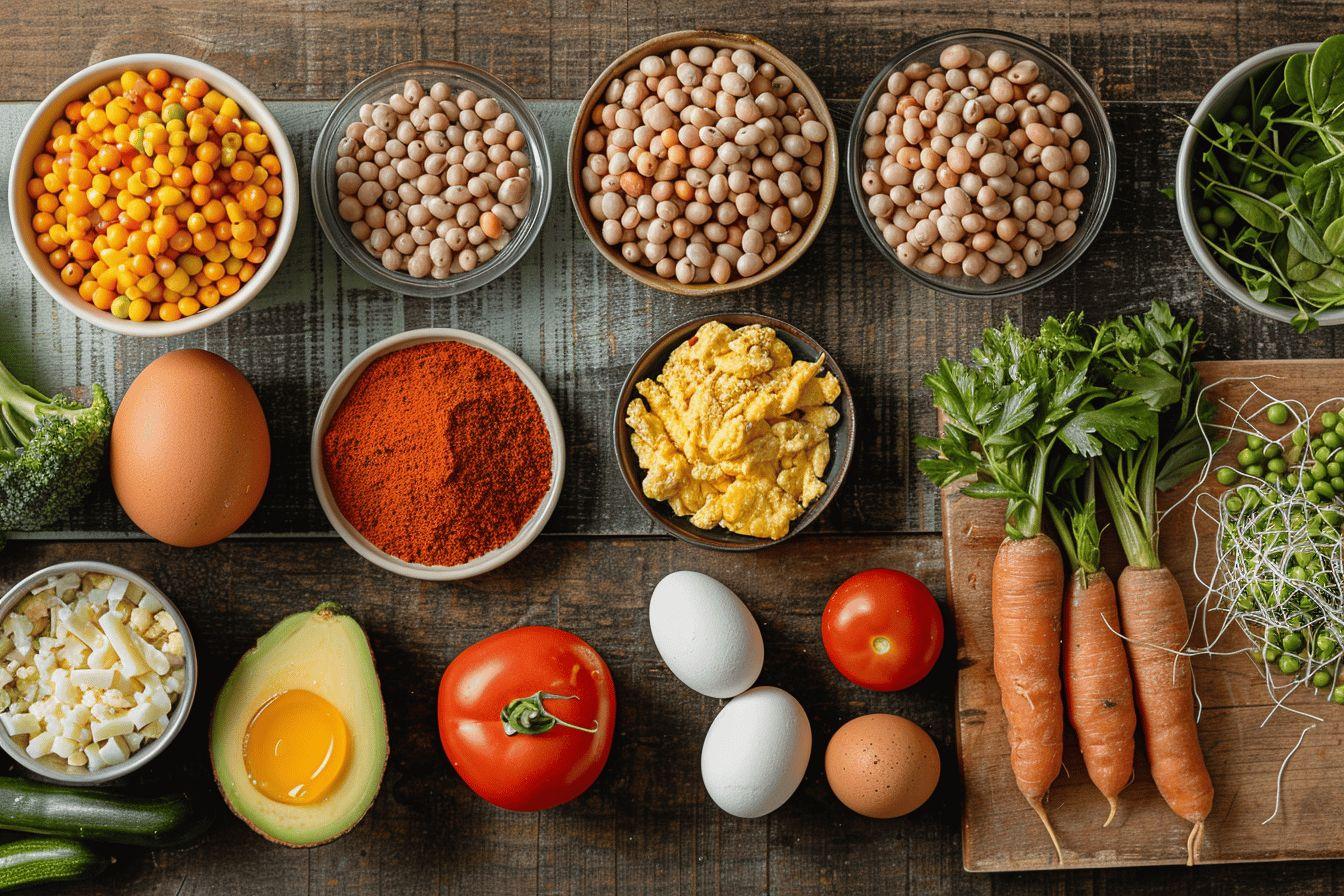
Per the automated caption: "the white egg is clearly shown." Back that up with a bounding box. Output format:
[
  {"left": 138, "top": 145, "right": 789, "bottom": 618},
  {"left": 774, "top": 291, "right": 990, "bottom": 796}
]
[
  {"left": 648, "top": 571, "right": 764, "bottom": 698},
  {"left": 700, "top": 686, "right": 811, "bottom": 818}
]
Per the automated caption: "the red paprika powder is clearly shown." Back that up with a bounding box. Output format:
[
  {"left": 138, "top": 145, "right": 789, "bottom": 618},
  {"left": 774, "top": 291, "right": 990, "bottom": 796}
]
[{"left": 321, "top": 341, "right": 554, "bottom": 566}]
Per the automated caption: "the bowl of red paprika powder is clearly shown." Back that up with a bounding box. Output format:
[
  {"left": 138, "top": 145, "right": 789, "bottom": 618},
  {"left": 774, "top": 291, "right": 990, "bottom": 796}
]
[{"left": 311, "top": 328, "right": 565, "bottom": 580}]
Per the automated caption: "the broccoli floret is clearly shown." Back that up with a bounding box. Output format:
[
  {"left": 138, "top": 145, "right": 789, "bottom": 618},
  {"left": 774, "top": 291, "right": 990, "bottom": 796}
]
[{"left": 0, "top": 360, "right": 111, "bottom": 532}]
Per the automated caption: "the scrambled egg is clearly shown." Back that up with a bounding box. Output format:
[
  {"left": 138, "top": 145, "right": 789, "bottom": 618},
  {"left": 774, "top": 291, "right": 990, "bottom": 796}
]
[{"left": 627, "top": 321, "right": 842, "bottom": 539}]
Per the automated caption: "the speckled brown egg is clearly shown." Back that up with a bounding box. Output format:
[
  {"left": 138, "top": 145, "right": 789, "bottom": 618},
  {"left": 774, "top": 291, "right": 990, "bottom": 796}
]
[
  {"left": 111, "top": 350, "right": 270, "bottom": 547},
  {"left": 824, "top": 713, "right": 939, "bottom": 819}
]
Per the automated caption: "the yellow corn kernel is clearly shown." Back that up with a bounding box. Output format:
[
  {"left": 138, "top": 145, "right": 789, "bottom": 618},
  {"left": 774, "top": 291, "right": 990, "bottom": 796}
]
[
  {"left": 128, "top": 298, "right": 152, "bottom": 322},
  {"left": 89, "top": 85, "right": 111, "bottom": 106}
]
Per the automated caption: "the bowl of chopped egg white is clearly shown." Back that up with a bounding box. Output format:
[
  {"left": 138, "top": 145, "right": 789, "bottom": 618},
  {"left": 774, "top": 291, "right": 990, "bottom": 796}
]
[{"left": 0, "top": 562, "right": 196, "bottom": 784}]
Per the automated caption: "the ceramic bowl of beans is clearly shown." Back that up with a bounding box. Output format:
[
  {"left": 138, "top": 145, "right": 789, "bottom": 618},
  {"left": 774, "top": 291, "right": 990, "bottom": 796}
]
[
  {"left": 569, "top": 30, "right": 839, "bottom": 296},
  {"left": 312, "top": 60, "right": 550, "bottom": 298},
  {"left": 847, "top": 30, "right": 1115, "bottom": 298},
  {"left": 7, "top": 53, "right": 299, "bottom": 336}
]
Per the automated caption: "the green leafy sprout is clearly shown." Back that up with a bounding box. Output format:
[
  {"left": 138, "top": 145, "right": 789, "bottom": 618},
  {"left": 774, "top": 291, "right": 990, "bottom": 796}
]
[
  {"left": 0, "top": 360, "right": 111, "bottom": 533},
  {"left": 1187, "top": 34, "right": 1344, "bottom": 332}
]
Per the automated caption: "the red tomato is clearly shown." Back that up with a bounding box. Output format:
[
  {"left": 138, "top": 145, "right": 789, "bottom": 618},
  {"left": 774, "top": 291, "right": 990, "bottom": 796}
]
[
  {"left": 438, "top": 626, "right": 616, "bottom": 811},
  {"left": 822, "top": 569, "right": 943, "bottom": 691}
]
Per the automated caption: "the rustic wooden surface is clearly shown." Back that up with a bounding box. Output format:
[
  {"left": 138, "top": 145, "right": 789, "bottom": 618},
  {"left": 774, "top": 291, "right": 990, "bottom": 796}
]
[
  {"left": 946, "top": 361, "right": 1344, "bottom": 872},
  {"left": 2, "top": 2, "right": 1344, "bottom": 893}
]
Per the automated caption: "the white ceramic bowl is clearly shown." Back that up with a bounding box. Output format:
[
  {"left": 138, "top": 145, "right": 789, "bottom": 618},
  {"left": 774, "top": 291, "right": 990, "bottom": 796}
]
[
  {"left": 0, "top": 562, "right": 197, "bottom": 785},
  {"left": 1176, "top": 43, "right": 1326, "bottom": 326},
  {"left": 311, "top": 328, "right": 566, "bottom": 581},
  {"left": 7, "top": 53, "right": 299, "bottom": 337}
]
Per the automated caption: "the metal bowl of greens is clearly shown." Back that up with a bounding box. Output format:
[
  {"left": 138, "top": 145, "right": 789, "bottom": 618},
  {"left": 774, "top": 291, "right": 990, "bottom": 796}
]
[{"left": 1176, "top": 39, "right": 1344, "bottom": 332}]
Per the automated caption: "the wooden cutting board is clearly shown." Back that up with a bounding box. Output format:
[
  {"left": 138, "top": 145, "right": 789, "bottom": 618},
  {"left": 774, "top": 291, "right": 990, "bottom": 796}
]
[{"left": 943, "top": 359, "right": 1344, "bottom": 872}]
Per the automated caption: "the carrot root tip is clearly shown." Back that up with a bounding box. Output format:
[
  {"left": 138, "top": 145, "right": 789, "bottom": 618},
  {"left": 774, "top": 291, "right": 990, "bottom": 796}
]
[
  {"left": 1186, "top": 821, "right": 1204, "bottom": 866},
  {"left": 1103, "top": 797, "right": 1117, "bottom": 828},
  {"left": 1029, "top": 797, "right": 1064, "bottom": 864}
]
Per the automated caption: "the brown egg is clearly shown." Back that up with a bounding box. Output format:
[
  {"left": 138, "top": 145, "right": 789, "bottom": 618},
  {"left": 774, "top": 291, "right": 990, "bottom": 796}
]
[
  {"left": 111, "top": 350, "right": 270, "bottom": 547},
  {"left": 824, "top": 713, "right": 940, "bottom": 819}
]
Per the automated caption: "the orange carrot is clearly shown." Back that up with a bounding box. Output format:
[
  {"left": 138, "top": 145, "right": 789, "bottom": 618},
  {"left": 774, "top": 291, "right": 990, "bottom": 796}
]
[
  {"left": 1117, "top": 565, "right": 1214, "bottom": 865},
  {"left": 991, "top": 533, "right": 1065, "bottom": 862},
  {"left": 1063, "top": 568, "right": 1136, "bottom": 826}
]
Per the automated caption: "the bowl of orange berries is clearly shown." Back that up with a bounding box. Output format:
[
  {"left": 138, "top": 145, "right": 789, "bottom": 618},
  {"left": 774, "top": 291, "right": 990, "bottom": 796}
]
[{"left": 7, "top": 54, "right": 298, "bottom": 336}]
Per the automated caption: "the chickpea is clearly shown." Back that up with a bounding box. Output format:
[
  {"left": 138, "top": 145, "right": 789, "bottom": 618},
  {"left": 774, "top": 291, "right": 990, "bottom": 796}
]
[
  {"left": 580, "top": 45, "right": 829, "bottom": 284},
  {"left": 856, "top": 45, "right": 1091, "bottom": 281}
]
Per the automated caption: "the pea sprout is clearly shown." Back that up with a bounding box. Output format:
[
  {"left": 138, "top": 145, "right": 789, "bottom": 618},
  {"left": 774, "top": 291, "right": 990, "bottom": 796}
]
[{"left": 1186, "top": 379, "right": 1344, "bottom": 730}]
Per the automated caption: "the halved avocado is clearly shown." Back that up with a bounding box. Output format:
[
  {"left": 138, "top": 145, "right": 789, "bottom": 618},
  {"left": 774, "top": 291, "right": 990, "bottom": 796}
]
[{"left": 209, "top": 602, "right": 388, "bottom": 847}]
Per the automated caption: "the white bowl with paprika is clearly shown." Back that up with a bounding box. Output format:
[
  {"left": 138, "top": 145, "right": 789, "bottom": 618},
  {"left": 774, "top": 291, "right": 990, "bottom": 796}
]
[{"left": 311, "top": 328, "right": 565, "bottom": 581}]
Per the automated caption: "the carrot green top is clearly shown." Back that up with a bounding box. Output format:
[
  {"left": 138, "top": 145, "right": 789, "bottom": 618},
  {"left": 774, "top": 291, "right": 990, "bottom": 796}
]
[
  {"left": 920, "top": 314, "right": 1152, "bottom": 542},
  {"left": 1091, "top": 302, "right": 1222, "bottom": 569}
]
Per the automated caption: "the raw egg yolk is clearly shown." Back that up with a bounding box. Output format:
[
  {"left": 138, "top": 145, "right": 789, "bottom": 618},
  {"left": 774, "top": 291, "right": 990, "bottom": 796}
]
[{"left": 243, "top": 689, "right": 349, "bottom": 805}]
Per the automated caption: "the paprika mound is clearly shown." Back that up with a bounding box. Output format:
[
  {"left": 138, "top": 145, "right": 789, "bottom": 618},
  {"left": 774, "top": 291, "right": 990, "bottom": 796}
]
[{"left": 321, "top": 341, "right": 553, "bottom": 566}]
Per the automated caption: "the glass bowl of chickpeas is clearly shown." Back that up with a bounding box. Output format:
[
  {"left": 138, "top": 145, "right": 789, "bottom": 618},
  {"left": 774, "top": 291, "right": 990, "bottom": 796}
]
[
  {"left": 7, "top": 53, "right": 298, "bottom": 336},
  {"left": 847, "top": 30, "right": 1115, "bottom": 298},
  {"left": 311, "top": 60, "right": 551, "bottom": 298}
]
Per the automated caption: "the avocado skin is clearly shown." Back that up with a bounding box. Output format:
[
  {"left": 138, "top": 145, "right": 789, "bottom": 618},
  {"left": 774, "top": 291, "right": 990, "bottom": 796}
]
[{"left": 209, "top": 604, "right": 389, "bottom": 848}]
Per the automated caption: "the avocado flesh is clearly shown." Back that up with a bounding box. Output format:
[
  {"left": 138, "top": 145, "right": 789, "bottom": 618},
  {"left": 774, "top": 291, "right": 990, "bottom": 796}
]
[{"left": 210, "top": 603, "right": 388, "bottom": 847}]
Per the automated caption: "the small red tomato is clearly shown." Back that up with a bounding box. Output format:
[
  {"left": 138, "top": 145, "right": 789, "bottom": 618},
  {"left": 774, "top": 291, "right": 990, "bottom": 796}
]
[
  {"left": 822, "top": 569, "right": 943, "bottom": 691},
  {"left": 438, "top": 626, "right": 616, "bottom": 811}
]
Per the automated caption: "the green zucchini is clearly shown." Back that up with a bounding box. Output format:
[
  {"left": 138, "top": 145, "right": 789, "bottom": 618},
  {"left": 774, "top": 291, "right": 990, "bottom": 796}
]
[
  {"left": 0, "top": 837, "right": 108, "bottom": 892},
  {"left": 0, "top": 778, "right": 213, "bottom": 848}
]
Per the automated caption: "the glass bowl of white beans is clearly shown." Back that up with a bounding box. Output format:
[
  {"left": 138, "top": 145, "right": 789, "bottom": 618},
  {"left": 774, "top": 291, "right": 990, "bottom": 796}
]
[
  {"left": 312, "top": 60, "right": 551, "bottom": 298},
  {"left": 847, "top": 30, "right": 1115, "bottom": 298}
]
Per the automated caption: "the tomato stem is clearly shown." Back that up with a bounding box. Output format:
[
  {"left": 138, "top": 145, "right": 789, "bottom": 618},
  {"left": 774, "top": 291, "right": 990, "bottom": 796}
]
[{"left": 501, "top": 691, "right": 599, "bottom": 736}]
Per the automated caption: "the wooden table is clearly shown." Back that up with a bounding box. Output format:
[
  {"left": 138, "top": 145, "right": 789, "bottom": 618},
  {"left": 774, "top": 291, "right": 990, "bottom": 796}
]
[{"left": 2, "top": 2, "right": 1343, "bottom": 892}]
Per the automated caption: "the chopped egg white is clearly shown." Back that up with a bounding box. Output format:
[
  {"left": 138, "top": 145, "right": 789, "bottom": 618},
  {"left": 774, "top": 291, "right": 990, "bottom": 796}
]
[{"left": 0, "top": 573, "right": 185, "bottom": 771}]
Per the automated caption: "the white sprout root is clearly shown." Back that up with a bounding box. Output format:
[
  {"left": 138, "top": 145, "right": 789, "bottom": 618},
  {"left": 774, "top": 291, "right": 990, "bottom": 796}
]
[{"left": 1180, "top": 377, "right": 1344, "bottom": 819}]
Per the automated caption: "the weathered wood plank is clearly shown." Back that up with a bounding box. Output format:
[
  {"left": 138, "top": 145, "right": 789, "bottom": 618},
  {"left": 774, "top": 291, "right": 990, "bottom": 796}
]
[
  {"left": 2, "top": 2, "right": 1341, "bottom": 103},
  {"left": 0, "top": 536, "right": 1340, "bottom": 894},
  {"left": 5, "top": 98, "right": 1344, "bottom": 541}
]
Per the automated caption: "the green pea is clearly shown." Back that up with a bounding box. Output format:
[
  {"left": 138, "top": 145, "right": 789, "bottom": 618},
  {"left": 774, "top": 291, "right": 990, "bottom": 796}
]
[
  {"left": 1328, "top": 461, "right": 1341, "bottom": 477},
  {"left": 1324, "top": 431, "right": 1340, "bottom": 449},
  {"left": 1263, "top": 442, "right": 1282, "bottom": 459},
  {"left": 1312, "top": 669, "right": 1333, "bottom": 688},
  {"left": 1283, "top": 631, "right": 1306, "bottom": 651},
  {"left": 1292, "top": 426, "right": 1308, "bottom": 445},
  {"left": 1324, "top": 411, "right": 1340, "bottom": 429},
  {"left": 1267, "top": 457, "right": 1287, "bottom": 473},
  {"left": 1316, "top": 479, "right": 1335, "bottom": 499},
  {"left": 1197, "top": 204, "right": 1213, "bottom": 223},
  {"left": 1332, "top": 476, "right": 1344, "bottom": 492},
  {"left": 1213, "top": 205, "right": 1237, "bottom": 228},
  {"left": 1201, "top": 222, "right": 1218, "bottom": 239},
  {"left": 1216, "top": 467, "right": 1238, "bottom": 486},
  {"left": 1315, "top": 445, "right": 1332, "bottom": 463},
  {"left": 1279, "top": 653, "right": 1303, "bottom": 675},
  {"left": 1267, "top": 471, "right": 1282, "bottom": 485},
  {"left": 1311, "top": 461, "right": 1327, "bottom": 481},
  {"left": 1267, "top": 628, "right": 1283, "bottom": 647},
  {"left": 1287, "top": 472, "right": 1301, "bottom": 488},
  {"left": 1245, "top": 464, "right": 1266, "bottom": 478},
  {"left": 1226, "top": 495, "right": 1244, "bottom": 513},
  {"left": 1335, "top": 420, "right": 1344, "bottom": 438},
  {"left": 1237, "top": 447, "right": 1260, "bottom": 467},
  {"left": 1246, "top": 434, "right": 1266, "bottom": 451},
  {"left": 1268, "top": 403, "right": 1291, "bottom": 425},
  {"left": 1332, "top": 685, "right": 1344, "bottom": 704}
]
